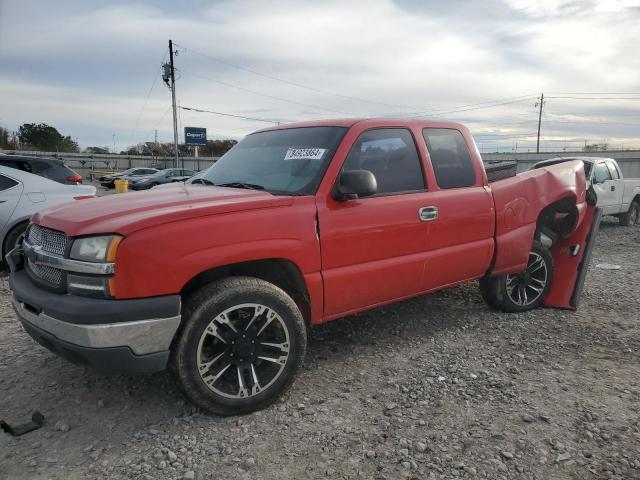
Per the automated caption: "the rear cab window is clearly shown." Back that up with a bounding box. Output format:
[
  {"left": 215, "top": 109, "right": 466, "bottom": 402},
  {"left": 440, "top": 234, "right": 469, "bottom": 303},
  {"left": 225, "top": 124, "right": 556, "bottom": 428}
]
[
  {"left": 594, "top": 163, "right": 611, "bottom": 183},
  {"left": 606, "top": 161, "right": 620, "bottom": 179},
  {"left": 422, "top": 128, "right": 476, "bottom": 189}
]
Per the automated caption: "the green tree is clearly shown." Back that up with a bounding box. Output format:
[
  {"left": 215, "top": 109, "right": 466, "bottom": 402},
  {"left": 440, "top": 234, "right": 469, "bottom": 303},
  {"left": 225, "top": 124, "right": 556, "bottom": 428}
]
[
  {"left": 17, "top": 123, "right": 79, "bottom": 152},
  {"left": 200, "top": 139, "right": 238, "bottom": 157}
]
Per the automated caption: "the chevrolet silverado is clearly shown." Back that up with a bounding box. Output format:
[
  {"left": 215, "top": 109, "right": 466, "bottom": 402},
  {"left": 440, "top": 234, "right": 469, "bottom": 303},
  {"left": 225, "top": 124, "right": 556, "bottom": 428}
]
[{"left": 7, "top": 119, "right": 600, "bottom": 415}]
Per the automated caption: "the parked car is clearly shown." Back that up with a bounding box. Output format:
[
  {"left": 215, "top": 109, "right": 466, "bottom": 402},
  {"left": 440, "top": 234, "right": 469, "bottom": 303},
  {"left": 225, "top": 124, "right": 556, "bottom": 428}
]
[
  {"left": 0, "top": 154, "right": 83, "bottom": 185},
  {"left": 0, "top": 166, "right": 96, "bottom": 260},
  {"left": 533, "top": 156, "right": 640, "bottom": 225},
  {"left": 99, "top": 167, "right": 158, "bottom": 189},
  {"left": 129, "top": 168, "right": 196, "bottom": 190},
  {"left": 7, "top": 118, "right": 599, "bottom": 416}
]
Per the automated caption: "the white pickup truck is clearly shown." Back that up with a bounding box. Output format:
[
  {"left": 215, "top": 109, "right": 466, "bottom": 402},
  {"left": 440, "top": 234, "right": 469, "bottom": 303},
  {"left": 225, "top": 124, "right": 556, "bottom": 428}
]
[{"left": 534, "top": 156, "right": 640, "bottom": 226}]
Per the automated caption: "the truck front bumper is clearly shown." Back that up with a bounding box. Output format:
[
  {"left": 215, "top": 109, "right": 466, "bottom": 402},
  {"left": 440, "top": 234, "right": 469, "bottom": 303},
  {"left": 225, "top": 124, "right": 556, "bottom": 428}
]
[{"left": 9, "top": 268, "right": 181, "bottom": 374}]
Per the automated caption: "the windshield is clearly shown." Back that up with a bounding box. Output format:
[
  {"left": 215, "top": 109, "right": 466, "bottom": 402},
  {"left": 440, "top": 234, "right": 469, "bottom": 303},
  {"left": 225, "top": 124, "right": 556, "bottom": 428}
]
[{"left": 196, "top": 126, "right": 348, "bottom": 195}]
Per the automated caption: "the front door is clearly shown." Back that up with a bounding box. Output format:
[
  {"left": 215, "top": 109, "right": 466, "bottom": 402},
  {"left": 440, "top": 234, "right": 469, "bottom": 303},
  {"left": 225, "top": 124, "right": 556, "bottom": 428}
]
[{"left": 317, "top": 128, "right": 432, "bottom": 318}]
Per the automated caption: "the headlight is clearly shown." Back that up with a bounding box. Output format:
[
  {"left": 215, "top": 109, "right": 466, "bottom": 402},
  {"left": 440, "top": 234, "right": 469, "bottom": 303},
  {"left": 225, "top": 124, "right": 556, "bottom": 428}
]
[
  {"left": 67, "top": 235, "right": 123, "bottom": 298},
  {"left": 70, "top": 235, "right": 122, "bottom": 263}
]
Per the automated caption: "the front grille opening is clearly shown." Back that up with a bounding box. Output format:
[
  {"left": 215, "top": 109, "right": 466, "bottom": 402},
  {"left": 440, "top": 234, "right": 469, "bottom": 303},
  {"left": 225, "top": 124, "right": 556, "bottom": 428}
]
[
  {"left": 27, "top": 259, "right": 64, "bottom": 287},
  {"left": 25, "top": 224, "right": 70, "bottom": 292},
  {"left": 22, "top": 302, "right": 41, "bottom": 315},
  {"left": 27, "top": 224, "right": 69, "bottom": 256}
]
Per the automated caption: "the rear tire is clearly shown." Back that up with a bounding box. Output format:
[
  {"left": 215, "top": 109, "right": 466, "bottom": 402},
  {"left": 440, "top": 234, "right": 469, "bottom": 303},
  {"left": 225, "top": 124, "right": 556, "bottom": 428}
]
[
  {"left": 480, "top": 243, "right": 553, "bottom": 312},
  {"left": 171, "top": 277, "right": 307, "bottom": 416},
  {"left": 619, "top": 201, "right": 639, "bottom": 226}
]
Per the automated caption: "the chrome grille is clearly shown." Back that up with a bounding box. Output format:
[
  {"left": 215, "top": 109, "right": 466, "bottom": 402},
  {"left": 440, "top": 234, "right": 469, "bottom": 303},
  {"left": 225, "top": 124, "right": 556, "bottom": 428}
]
[
  {"left": 26, "top": 259, "right": 64, "bottom": 287},
  {"left": 27, "top": 224, "right": 69, "bottom": 256}
]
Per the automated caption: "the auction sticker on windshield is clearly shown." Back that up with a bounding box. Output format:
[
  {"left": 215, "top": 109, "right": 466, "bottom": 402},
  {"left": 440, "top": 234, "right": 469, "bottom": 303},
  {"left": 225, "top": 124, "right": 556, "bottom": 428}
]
[{"left": 284, "top": 148, "right": 327, "bottom": 161}]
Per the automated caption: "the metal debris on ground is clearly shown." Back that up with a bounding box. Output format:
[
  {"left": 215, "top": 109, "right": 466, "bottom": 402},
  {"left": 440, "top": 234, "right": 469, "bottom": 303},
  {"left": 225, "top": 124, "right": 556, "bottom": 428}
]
[
  {"left": 0, "top": 411, "right": 45, "bottom": 437},
  {"left": 595, "top": 263, "right": 621, "bottom": 270}
]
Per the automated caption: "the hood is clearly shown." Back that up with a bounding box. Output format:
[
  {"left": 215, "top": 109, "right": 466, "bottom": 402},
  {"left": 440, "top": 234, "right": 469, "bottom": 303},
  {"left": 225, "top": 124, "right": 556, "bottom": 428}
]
[{"left": 33, "top": 184, "right": 293, "bottom": 237}]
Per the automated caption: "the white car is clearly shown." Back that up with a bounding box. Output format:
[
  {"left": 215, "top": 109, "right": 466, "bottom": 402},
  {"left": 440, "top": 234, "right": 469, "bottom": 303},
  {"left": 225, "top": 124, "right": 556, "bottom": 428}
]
[
  {"left": 0, "top": 166, "right": 96, "bottom": 259},
  {"left": 533, "top": 157, "right": 640, "bottom": 225}
]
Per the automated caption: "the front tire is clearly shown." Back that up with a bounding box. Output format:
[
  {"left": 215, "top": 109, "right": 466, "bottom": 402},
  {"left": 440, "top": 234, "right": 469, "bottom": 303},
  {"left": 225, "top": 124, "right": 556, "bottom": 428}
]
[
  {"left": 619, "top": 201, "right": 639, "bottom": 226},
  {"left": 3, "top": 222, "right": 28, "bottom": 260},
  {"left": 480, "top": 244, "right": 553, "bottom": 312},
  {"left": 171, "top": 277, "right": 307, "bottom": 415}
]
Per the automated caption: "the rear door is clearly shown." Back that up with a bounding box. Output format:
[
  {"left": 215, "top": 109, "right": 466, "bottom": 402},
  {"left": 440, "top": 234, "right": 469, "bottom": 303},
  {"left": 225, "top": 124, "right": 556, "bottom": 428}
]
[
  {"left": 592, "top": 162, "right": 616, "bottom": 213},
  {"left": 418, "top": 128, "right": 495, "bottom": 290},
  {"left": 0, "top": 174, "right": 23, "bottom": 230},
  {"left": 605, "top": 161, "right": 624, "bottom": 213}
]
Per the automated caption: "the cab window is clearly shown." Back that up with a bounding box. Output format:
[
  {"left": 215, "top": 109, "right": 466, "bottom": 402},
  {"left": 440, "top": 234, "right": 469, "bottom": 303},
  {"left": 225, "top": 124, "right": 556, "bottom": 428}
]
[
  {"left": 422, "top": 128, "right": 476, "bottom": 189},
  {"left": 341, "top": 128, "right": 425, "bottom": 195}
]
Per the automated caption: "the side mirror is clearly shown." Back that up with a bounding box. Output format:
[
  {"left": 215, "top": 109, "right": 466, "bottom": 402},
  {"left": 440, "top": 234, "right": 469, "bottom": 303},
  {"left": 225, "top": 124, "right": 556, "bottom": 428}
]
[{"left": 334, "top": 170, "right": 377, "bottom": 201}]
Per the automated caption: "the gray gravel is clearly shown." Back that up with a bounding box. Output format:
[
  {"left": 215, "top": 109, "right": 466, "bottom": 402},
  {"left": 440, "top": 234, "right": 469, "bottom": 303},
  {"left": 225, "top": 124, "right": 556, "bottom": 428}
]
[{"left": 1, "top": 218, "right": 639, "bottom": 480}]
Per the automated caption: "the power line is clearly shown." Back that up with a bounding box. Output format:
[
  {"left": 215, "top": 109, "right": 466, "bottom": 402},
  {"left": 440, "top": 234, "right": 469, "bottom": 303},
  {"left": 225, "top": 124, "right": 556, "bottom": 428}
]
[
  {"left": 546, "top": 92, "right": 640, "bottom": 95},
  {"left": 180, "top": 106, "right": 288, "bottom": 124},
  {"left": 474, "top": 132, "right": 538, "bottom": 138},
  {"left": 174, "top": 42, "right": 415, "bottom": 110},
  {"left": 401, "top": 93, "right": 538, "bottom": 118},
  {"left": 181, "top": 69, "right": 353, "bottom": 115},
  {"left": 546, "top": 96, "right": 640, "bottom": 100},
  {"left": 126, "top": 49, "right": 168, "bottom": 146},
  {"left": 542, "top": 118, "right": 640, "bottom": 126},
  {"left": 142, "top": 106, "right": 172, "bottom": 144}
]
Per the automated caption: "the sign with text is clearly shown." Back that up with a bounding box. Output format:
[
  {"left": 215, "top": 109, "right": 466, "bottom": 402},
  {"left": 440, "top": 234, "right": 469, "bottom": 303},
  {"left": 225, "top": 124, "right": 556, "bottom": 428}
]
[{"left": 184, "top": 127, "right": 207, "bottom": 146}]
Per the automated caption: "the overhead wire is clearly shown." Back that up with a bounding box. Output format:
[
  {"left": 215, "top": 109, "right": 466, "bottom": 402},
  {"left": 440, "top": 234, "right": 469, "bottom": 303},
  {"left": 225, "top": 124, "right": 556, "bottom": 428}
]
[
  {"left": 180, "top": 106, "right": 289, "bottom": 124},
  {"left": 126, "top": 48, "right": 168, "bottom": 147},
  {"left": 174, "top": 42, "right": 415, "bottom": 110},
  {"left": 181, "top": 69, "right": 354, "bottom": 115}
]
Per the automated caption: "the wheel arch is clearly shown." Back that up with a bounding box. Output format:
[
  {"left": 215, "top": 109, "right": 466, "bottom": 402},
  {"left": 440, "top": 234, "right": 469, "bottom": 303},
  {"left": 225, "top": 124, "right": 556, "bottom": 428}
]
[
  {"left": 533, "top": 195, "right": 581, "bottom": 248},
  {"left": 180, "top": 258, "right": 312, "bottom": 324}
]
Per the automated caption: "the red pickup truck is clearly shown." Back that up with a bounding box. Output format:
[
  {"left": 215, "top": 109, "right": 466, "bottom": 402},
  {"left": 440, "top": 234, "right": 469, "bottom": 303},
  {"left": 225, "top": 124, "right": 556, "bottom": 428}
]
[{"left": 7, "top": 119, "right": 600, "bottom": 415}]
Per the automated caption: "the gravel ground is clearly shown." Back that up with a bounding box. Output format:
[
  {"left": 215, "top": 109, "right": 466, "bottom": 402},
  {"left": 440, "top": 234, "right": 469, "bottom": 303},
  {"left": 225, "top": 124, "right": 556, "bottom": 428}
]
[{"left": 1, "top": 219, "right": 639, "bottom": 480}]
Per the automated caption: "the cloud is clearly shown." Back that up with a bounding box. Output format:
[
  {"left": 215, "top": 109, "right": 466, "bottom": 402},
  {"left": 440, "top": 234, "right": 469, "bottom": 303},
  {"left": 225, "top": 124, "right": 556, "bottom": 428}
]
[{"left": 0, "top": 0, "right": 639, "bottom": 152}]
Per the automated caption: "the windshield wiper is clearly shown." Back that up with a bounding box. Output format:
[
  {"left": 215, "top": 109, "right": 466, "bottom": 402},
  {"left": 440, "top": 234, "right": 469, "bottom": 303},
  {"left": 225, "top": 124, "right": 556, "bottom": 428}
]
[
  {"left": 217, "top": 182, "right": 265, "bottom": 190},
  {"left": 190, "top": 178, "right": 215, "bottom": 185}
]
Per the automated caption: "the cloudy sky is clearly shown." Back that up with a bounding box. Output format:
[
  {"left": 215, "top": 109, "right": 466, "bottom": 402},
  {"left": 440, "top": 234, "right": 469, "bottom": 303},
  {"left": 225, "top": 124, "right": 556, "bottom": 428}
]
[{"left": 1, "top": 0, "right": 639, "bottom": 152}]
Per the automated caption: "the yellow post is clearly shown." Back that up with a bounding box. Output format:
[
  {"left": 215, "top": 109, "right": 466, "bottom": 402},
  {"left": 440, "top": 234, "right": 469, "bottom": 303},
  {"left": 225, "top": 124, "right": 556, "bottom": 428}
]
[{"left": 114, "top": 179, "right": 129, "bottom": 193}]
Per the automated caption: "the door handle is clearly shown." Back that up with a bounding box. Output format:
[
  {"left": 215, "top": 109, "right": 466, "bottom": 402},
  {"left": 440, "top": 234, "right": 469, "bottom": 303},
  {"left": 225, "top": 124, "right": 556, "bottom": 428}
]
[
  {"left": 419, "top": 206, "right": 438, "bottom": 222},
  {"left": 611, "top": 185, "right": 615, "bottom": 191}
]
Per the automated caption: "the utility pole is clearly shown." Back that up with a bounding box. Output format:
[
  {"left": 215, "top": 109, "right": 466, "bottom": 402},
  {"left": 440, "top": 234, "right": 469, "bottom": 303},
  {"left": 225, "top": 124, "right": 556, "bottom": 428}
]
[
  {"left": 535, "top": 92, "right": 544, "bottom": 154},
  {"left": 162, "top": 40, "right": 179, "bottom": 168},
  {"left": 112, "top": 134, "right": 116, "bottom": 154}
]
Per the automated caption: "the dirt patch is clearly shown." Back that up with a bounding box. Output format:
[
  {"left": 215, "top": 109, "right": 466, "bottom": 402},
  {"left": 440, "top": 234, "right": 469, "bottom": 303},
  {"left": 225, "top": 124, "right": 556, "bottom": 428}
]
[{"left": 1, "top": 219, "right": 639, "bottom": 480}]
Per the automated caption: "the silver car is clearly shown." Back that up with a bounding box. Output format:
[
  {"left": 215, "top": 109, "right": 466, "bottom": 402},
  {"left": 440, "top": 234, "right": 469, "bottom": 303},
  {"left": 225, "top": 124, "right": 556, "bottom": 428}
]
[{"left": 0, "top": 166, "right": 96, "bottom": 259}]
